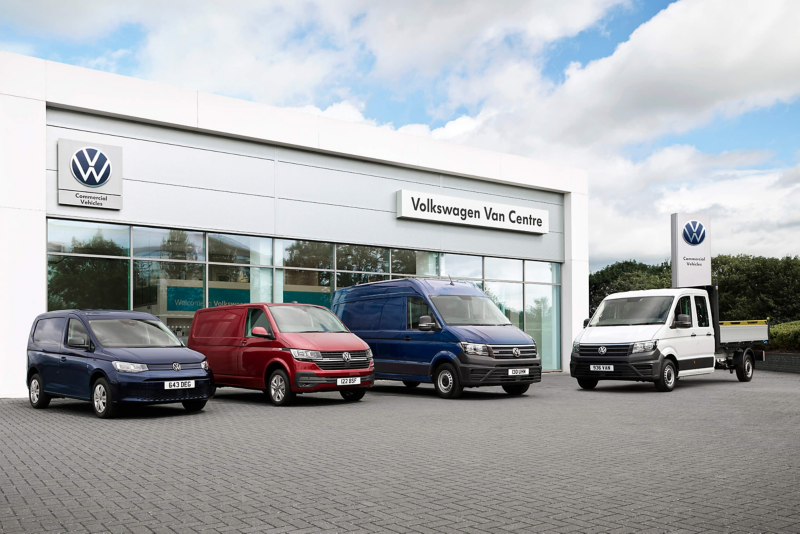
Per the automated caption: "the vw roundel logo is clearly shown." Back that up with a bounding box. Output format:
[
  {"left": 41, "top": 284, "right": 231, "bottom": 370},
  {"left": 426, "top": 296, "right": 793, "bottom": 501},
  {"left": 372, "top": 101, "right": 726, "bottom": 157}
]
[
  {"left": 682, "top": 220, "right": 706, "bottom": 246},
  {"left": 342, "top": 352, "right": 351, "bottom": 362},
  {"left": 512, "top": 347, "right": 521, "bottom": 358},
  {"left": 172, "top": 363, "right": 181, "bottom": 372},
  {"left": 598, "top": 346, "right": 607, "bottom": 355},
  {"left": 71, "top": 147, "right": 112, "bottom": 188}
]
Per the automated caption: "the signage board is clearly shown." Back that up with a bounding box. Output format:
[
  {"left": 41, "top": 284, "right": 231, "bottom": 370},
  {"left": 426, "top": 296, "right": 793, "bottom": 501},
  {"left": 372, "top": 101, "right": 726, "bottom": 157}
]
[
  {"left": 396, "top": 190, "right": 549, "bottom": 234},
  {"left": 58, "top": 139, "right": 123, "bottom": 210},
  {"left": 671, "top": 213, "right": 711, "bottom": 288}
]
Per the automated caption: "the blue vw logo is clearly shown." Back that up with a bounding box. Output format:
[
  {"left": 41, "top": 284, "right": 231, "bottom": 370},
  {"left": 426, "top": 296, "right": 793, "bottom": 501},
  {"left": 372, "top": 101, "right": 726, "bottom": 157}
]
[
  {"left": 682, "top": 220, "right": 706, "bottom": 246},
  {"left": 71, "top": 147, "right": 112, "bottom": 188}
]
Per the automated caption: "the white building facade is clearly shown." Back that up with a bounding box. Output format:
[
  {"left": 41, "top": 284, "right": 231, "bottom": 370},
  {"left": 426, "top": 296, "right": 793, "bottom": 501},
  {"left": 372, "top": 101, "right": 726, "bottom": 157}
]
[{"left": 0, "top": 51, "right": 589, "bottom": 398}]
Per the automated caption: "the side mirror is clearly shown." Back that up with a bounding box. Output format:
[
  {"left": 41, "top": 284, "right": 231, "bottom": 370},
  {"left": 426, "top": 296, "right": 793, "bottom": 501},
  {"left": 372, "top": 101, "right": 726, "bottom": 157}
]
[
  {"left": 251, "top": 326, "right": 273, "bottom": 339},
  {"left": 418, "top": 315, "right": 435, "bottom": 331},
  {"left": 583, "top": 318, "right": 590, "bottom": 328},
  {"left": 67, "top": 336, "right": 88, "bottom": 348},
  {"left": 673, "top": 314, "right": 692, "bottom": 329}
]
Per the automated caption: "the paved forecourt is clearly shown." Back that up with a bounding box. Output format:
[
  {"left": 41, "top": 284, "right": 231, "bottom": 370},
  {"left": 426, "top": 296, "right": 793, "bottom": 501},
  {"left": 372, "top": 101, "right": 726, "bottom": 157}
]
[{"left": 1, "top": 371, "right": 800, "bottom": 533}]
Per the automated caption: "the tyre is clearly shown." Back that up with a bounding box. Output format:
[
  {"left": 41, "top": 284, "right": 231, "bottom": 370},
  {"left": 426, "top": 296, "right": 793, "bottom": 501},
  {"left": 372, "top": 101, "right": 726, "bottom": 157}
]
[
  {"left": 402, "top": 381, "right": 421, "bottom": 388},
  {"left": 182, "top": 400, "right": 207, "bottom": 412},
  {"left": 502, "top": 384, "right": 530, "bottom": 396},
  {"left": 736, "top": 353, "right": 754, "bottom": 382},
  {"left": 577, "top": 378, "right": 598, "bottom": 390},
  {"left": 266, "top": 369, "right": 295, "bottom": 406},
  {"left": 433, "top": 363, "right": 463, "bottom": 399},
  {"left": 28, "top": 374, "right": 51, "bottom": 409},
  {"left": 340, "top": 388, "right": 366, "bottom": 402},
  {"left": 655, "top": 360, "right": 677, "bottom": 392},
  {"left": 92, "top": 377, "right": 119, "bottom": 419}
]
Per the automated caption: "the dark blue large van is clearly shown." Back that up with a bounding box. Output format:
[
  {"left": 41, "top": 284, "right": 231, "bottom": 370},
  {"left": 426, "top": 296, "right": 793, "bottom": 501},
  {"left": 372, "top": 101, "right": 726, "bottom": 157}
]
[{"left": 332, "top": 279, "right": 541, "bottom": 398}]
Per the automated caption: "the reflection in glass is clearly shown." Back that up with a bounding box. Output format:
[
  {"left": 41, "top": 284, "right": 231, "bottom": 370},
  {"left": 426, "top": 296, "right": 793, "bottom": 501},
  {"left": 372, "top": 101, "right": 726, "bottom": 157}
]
[
  {"left": 525, "top": 261, "right": 561, "bottom": 284},
  {"left": 133, "top": 260, "right": 205, "bottom": 341},
  {"left": 483, "top": 281, "right": 523, "bottom": 329},
  {"left": 48, "top": 219, "right": 130, "bottom": 256},
  {"left": 441, "top": 253, "right": 482, "bottom": 279},
  {"left": 275, "top": 269, "right": 332, "bottom": 307},
  {"left": 391, "top": 249, "right": 439, "bottom": 276},
  {"left": 132, "top": 227, "right": 205, "bottom": 260},
  {"left": 208, "top": 265, "right": 273, "bottom": 307},
  {"left": 336, "top": 244, "right": 389, "bottom": 272},
  {"left": 48, "top": 255, "right": 129, "bottom": 311},
  {"left": 209, "top": 233, "right": 272, "bottom": 265},
  {"left": 336, "top": 272, "right": 389, "bottom": 289},
  {"left": 275, "top": 240, "right": 333, "bottom": 269},
  {"left": 485, "top": 257, "right": 523, "bottom": 281},
  {"left": 525, "top": 284, "right": 561, "bottom": 371}
]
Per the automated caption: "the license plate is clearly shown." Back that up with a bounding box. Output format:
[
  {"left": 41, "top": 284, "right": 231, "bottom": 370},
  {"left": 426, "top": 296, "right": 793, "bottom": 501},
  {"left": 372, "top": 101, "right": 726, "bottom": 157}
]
[
  {"left": 508, "top": 368, "right": 529, "bottom": 376},
  {"left": 337, "top": 377, "right": 361, "bottom": 386},
  {"left": 590, "top": 365, "right": 614, "bottom": 372},
  {"left": 164, "top": 380, "right": 195, "bottom": 389}
]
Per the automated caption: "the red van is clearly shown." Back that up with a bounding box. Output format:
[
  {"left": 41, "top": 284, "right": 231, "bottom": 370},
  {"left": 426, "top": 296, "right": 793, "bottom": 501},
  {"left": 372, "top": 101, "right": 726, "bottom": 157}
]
[{"left": 188, "top": 304, "right": 374, "bottom": 405}]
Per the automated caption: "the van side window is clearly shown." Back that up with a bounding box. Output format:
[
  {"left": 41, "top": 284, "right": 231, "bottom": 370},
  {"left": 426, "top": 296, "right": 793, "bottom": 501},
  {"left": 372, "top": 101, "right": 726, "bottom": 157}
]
[
  {"left": 675, "top": 296, "right": 693, "bottom": 324},
  {"left": 68, "top": 319, "right": 89, "bottom": 342},
  {"left": 32, "top": 318, "right": 67, "bottom": 349},
  {"left": 246, "top": 308, "right": 274, "bottom": 337},
  {"left": 694, "top": 296, "right": 710, "bottom": 328},
  {"left": 407, "top": 297, "right": 434, "bottom": 330}
]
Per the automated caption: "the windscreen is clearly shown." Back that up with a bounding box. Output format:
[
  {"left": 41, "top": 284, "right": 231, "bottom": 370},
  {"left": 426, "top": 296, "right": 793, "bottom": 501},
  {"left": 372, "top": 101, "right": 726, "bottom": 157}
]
[
  {"left": 429, "top": 295, "right": 511, "bottom": 326},
  {"left": 269, "top": 306, "right": 349, "bottom": 333},
  {"left": 589, "top": 296, "right": 674, "bottom": 327},
  {"left": 88, "top": 319, "right": 182, "bottom": 348}
]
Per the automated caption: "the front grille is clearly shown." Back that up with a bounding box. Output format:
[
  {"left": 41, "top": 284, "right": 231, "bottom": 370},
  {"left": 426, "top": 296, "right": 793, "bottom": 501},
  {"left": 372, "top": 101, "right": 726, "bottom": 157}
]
[
  {"left": 572, "top": 363, "right": 645, "bottom": 379},
  {"left": 315, "top": 351, "right": 371, "bottom": 370},
  {"left": 148, "top": 362, "right": 204, "bottom": 371},
  {"left": 118, "top": 379, "right": 213, "bottom": 402},
  {"left": 578, "top": 344, "right": 631, "bottom": 357},
  {"left": 489, "top": 344, "right": 538, "bottom": 359},
  {"left": 469, "top": 367, "right": 542, "bottom": 383}
]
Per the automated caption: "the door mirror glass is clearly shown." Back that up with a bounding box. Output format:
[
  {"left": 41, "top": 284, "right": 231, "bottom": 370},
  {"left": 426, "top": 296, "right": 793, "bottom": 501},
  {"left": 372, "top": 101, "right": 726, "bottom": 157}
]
[
  {"left": 418, "top": 315, "right": 435, "bottom": 331},
  {"left": 583, "top": 318, "right": 590, "bottom": 328},
  {"left": 67, "top": 336, "right": 88, "bottom": 348},
  {"left": 674, "top": 314, "right": 692, "bottom": 329},
  {"left": 251, "top": 326, "right": 272, "bottom": 338}
]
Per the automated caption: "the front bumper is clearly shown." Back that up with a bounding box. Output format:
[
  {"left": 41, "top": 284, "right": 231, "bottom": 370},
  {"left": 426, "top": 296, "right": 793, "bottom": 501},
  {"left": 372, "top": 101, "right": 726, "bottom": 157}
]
[
  {"left": 456, "top": 353, "right": 542, "bottom": 387},
  {"left": 111, "top": 369, "right": 213, "bottom": 404},
  {"left": 293, "top": 371, "right": 375, "bottom": 392},
  {"left": 570, "top": 349, "right": 663, "bottom": 382}
]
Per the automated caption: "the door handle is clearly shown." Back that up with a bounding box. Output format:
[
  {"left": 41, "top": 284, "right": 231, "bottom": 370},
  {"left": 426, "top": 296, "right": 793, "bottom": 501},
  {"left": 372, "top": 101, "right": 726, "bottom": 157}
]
[
  {"left": 691, "top": 333, "right": 697, "bottom": 337},
  {"left": 60, "top": 356, "right": 67, "bottom": 362},
  {"left": 403, "top": 336, "right": 411, "bottom": 341},
  {"left": 706, "top": 333, "right": 713, "bottom": 336},
  {"left": 241, "top": 340, "right": 248, "bottom": 345}
]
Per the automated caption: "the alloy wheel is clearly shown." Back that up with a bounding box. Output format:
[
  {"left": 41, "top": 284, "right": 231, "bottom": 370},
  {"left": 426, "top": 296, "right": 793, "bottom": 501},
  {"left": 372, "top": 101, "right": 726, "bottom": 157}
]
[
  {"left": 271, "top": 375, "right": 285, "bottom": 402},
  {"left": 30, "top": 379, "right": 39, "bottom": 404},
  {"left": 93, "top": 383, "right": 107, "bottom": 414}
]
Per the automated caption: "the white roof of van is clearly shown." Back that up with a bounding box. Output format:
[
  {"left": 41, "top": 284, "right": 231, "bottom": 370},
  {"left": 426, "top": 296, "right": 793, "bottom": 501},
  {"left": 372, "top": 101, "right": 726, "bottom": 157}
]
[{"left": 605, "top": 288, "right": 707, "bottom": 300}]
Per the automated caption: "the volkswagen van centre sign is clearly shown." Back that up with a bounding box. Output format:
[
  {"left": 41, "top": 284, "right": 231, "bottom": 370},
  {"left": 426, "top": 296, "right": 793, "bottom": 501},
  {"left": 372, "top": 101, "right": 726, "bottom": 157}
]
[
  {"left": 671, "top": 213, "right": 711, "bottom": 288},
  {"left": 396, "top": 190, "right": 549, "bottom": 234},
  {"left": 58, "top": 139, "right": 123, "bottom": 210}
]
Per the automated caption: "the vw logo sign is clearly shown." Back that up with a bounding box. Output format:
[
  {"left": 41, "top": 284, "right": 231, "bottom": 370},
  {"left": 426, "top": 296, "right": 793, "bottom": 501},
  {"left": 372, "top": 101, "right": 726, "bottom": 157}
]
[
  {"left": 342, "top": 352, "right": 351, "bottom": 362},
  {"left": 512, "top": 347, "right": 521, "bottom": 358},
  {"left": 172, "top": 363, "right": 181, "bottom": 372},
  {"left": 71, "top": 147, "right": 112, "bottom": 188},
  {"left": 682, "top": 220, "right": 706, "bottom": 246},
  {"left": 598, "top": 346, "right": 607, "bottom": 355}
]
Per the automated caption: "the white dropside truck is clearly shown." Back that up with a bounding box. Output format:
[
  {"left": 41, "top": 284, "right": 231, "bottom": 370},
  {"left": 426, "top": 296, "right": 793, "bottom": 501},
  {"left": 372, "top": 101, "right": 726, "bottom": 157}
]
[{"left": 570, "top": 284, "right": 768, "bottom": 392}]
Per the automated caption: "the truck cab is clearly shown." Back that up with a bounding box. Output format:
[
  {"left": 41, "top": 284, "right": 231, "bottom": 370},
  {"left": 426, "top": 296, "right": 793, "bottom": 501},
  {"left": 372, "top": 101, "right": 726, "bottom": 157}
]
[{"left": 571, "top": 287, "right": 763, "bottom": 392}]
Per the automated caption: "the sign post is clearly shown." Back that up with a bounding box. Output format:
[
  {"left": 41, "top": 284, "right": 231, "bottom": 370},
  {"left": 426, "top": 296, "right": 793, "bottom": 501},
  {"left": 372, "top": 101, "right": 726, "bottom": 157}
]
[{"left": 671, "top": 213, "right": 711, "bottom": 288}]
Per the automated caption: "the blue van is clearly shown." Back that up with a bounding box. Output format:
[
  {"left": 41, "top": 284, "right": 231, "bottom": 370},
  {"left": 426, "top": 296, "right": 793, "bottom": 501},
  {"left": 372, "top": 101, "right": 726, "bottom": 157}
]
[{"left": 332, "top": 279, "right": 541, "bottom": 398}]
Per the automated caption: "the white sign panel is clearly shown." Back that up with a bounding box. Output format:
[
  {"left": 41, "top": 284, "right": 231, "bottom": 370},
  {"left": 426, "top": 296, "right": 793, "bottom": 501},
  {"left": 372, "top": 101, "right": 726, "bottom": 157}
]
[
  {"left": 671, "top": 213, "right": 711, "bottom": 288},
  {"left": 396, "top": 190, "right": 549, "bottom": 234},
  {"left": 58, "top": 139, "right": 123, "bottom": 210}
]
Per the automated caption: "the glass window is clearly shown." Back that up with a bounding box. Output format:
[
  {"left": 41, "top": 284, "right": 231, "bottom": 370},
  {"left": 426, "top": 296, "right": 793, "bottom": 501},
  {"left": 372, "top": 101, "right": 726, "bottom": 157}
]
[
  {"left": 275, "top": 239, "right": 333, "bottom": 269},
  {"left": 336, "top": 272, "right": 389, "bottom": 289},
  {"left": 590, "top": 296, "right": 675, "bottom": 327},
  {"left": 407, "top": 296, "right": 435, "bottom": 330},
  {"left": 133, "top": 260, "right": 204, "bottom": 342},
  {"left": 275, "top": 269, "right": 332, "bottom": 308},
  {"left": 88, "top": 319, "right": 181, "bottom": 348},
  {"left": 269, "top": 305, "right": 348, "bottom": 333},
  {"left": 48, "top": 255, "right": 129, "bottom": 311},
  {"left": 391, "top": 249, "right": 439, "bottom": 276},
  {"left": 441, "top": 253, "right": 482, "bottom": 279},
  {"left": 245, "top": 308, "right": 273, "bottom": 337},
  {"left": 485, "top": 257, "right": 523, "bottom": 281},
  {"left": 47, "top": 219, "right": 130, "bottom": 256},
  {"left": 675, "top": 296, "right": 693, "bottom": 323},
  {"left": 483, "top": 282, "right": 523, "bottom": 329},
  {"left": 525, "top": 261, "right": 561, "bottom": 284},
  {"left": 33, "top": 317, "right": 66, "bottom": 347},
  {"left": 336, "top": 244, "right": 389, "bottom": 273},
  {"left": 430, "top": 296, "right": 510, "bottom": 326},
  {"left": 67, "top": 319, "right": 89, "bottom": 343},
  {"left": 132, "top": 227, "right": 205, "bottom": 261},
  {"left": 209, "top": 233, "right": 272, "bottom": 265},
  {"left": 694, "top": 296, "right": 710, "bottom": 328},
  {"left": 209, "top": 265, "right": 272, "bottom": 307},
  {"left": 525, "top": 284, "right": 561, "bottom": 371}
]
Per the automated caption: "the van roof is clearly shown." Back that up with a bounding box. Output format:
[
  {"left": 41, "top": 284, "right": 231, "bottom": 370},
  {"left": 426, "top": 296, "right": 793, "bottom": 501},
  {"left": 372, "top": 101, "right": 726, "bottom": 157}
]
[
  {"left": 36, "top": 309, "right": 160, "bottom": 320},
  {"left": 333, "top": 278, "right": 486, "bottom": 303},
  {"left": 605, "top": 288, "right": 708, "bottom": 299}
]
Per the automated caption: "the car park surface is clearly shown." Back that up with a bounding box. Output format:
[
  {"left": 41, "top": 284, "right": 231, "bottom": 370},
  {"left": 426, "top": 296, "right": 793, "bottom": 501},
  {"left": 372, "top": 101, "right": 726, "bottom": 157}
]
[{"left": 2, "top": 371, "right": 800, "bottom": 533}]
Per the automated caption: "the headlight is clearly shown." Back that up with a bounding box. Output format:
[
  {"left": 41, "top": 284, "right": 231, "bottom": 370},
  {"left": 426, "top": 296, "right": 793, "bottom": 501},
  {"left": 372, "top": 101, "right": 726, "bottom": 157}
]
[
  {"left": 200, "top": 360, "right": 209, "bottom": 371},
  {"left": 112, "top": 361, "right": 148, "bottom": 373},
  {"left": 459, "top": 343, "right": 489, "bottom": 356},
  {"left": 290, "top": 349, "right": 322, "bottom": 361},
  {"left": 632, "top": 340, "right": 657, "bottom": 353},
  {"left": 365, "top": 348, "right": 373, "bottom": 360},
  {"left": 572, "top": 342, "right": 580, "bottom": 353}
]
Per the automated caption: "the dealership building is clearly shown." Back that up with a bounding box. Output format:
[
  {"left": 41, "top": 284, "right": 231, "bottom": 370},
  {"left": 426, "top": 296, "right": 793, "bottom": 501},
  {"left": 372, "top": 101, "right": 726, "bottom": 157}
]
[{"left": 0, "top": 51, "right": 589, "bottom": 398}]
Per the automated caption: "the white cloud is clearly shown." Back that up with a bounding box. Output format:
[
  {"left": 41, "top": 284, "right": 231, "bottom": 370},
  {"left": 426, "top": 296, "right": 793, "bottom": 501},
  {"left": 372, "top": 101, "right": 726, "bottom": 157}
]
[{"left": 77, "top": 48, "right": 130, "bottom": 73}]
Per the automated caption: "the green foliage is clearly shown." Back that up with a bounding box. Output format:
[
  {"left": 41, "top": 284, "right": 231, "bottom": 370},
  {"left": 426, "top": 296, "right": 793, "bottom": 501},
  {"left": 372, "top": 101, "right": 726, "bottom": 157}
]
[
  {"left": 589, "top": 260, "right": 670, "bottom": 313},
  {"left": 767, "top": 321, "right": 800, "bottom": 352}
]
